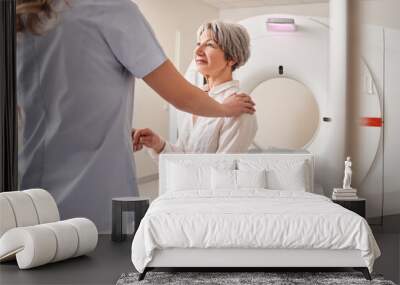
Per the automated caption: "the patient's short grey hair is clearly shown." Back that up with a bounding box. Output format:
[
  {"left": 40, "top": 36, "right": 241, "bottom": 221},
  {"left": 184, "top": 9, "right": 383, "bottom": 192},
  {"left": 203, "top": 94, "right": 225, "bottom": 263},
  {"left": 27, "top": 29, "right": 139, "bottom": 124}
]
[{"left": 197, "top": 20, "right": 250, "bottom": 71}]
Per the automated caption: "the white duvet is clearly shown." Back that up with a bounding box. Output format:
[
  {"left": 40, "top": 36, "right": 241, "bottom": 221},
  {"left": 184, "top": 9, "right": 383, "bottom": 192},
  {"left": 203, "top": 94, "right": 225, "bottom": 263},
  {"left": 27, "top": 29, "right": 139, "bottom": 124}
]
[{"left": 131, "top": 190, "right": 380, "bottom": 273}]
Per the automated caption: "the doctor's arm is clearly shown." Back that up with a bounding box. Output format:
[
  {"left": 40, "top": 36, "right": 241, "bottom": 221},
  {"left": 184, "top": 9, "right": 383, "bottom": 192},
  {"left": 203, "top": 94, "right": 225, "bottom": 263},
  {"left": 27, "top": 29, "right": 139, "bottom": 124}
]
[
  {"left": 143, "top": 60, "right": 255, "bottom": 117},
  {"left": 216, "top": 114, "right": 258, "bottom": 153}
]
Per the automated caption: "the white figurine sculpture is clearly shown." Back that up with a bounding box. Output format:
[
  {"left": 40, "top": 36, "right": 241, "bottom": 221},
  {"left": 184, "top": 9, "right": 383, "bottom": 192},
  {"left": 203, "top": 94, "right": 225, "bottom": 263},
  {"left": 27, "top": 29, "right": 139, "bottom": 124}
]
[{"left": 343, "top": 156, "right": 352, "bottom": 189}]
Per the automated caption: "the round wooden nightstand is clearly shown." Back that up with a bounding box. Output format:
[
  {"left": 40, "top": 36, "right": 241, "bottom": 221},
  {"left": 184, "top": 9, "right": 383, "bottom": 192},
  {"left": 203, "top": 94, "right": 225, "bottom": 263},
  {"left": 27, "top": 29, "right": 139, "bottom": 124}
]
[{"left": 332, "top": 198, "right": 366, "bottom": 218}]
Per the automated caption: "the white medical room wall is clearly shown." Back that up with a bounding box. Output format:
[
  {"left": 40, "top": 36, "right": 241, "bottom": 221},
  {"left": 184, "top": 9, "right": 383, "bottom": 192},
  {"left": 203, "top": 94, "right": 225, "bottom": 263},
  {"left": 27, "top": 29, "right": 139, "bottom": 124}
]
[
  {"left": 359, "top": 0, "right": 400, "bottom": 30},
  {"left": 383, "top": 28, "right": 400, "bottom": 218},
  {"left": 133, "top": 0, "right": 218, "bottom": 200},
  {"left": 219, "top": 2, "right": 328, "bottom": 22}
]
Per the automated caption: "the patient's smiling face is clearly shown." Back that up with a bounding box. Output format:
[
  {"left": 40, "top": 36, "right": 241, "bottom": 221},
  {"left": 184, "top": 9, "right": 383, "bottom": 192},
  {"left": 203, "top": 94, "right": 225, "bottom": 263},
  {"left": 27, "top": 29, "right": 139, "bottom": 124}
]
[{"left": 194, "top": 30, "right": 234, "bottom": 80}]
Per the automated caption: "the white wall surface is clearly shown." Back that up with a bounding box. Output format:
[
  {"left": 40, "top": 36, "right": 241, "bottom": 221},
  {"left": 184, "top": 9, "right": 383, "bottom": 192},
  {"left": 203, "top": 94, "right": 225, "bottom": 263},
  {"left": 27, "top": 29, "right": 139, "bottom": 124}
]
[
  {"left": 383, "top": 27, "right": 400, "bottom": 216},
  {"left": 219, "top": 0, "right": 400, "bottom": 26},
  {"left": 359, "top": 0, "right": 400, "bottom": 30},
  {"left": 138, "top": 180, "right": 159, "bottom": 202},
  {"left": 219, "top": 3, "right": 328, "bottom": 21},
  {"left": 132, "top": 0, "right": 218, "bottom": 183}
]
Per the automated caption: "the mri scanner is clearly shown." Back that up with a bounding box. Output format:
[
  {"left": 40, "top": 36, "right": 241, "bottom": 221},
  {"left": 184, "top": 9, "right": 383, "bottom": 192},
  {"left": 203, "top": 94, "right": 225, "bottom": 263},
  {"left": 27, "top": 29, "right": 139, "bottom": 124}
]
[{"left": 170, "top": 12, "right": 383, "bottom": 200}]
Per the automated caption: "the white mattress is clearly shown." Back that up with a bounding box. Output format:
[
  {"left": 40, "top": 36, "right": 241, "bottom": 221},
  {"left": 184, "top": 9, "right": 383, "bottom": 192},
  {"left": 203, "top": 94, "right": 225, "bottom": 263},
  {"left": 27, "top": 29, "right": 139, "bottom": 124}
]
[{"left": 131, "top": 190, "right": 380, "bottom": 273}]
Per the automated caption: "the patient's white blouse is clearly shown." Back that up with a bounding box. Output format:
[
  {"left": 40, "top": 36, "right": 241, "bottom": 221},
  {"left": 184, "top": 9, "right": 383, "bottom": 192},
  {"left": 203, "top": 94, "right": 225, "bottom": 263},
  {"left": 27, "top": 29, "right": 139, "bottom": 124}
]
[{"left": 149, "top": 80, "right": 257, "bottom": 160}]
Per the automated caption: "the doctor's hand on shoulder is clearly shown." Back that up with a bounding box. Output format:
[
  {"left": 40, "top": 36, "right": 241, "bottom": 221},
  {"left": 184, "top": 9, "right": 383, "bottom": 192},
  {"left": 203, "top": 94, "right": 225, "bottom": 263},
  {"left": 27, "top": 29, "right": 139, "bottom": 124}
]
[
  {"left": 131, "top": 128, "right": 165, "bottom": 153},
  {"left": 222, "top": 93, "right": 255, "bottom": 117}
]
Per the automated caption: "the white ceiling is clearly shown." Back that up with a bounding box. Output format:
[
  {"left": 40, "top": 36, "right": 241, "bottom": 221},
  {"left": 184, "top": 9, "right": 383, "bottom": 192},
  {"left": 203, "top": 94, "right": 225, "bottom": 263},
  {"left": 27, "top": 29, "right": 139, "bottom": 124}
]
[{"left": 201, "top": 0, "right": 329, "bottom": 9}]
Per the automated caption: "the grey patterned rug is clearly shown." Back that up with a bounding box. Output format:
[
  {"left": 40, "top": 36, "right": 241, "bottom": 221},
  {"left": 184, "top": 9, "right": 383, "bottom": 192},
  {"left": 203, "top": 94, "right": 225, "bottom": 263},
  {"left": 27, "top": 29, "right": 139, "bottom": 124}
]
[{"left": 116, "top": 271, "right": 397, "bottom": 285}]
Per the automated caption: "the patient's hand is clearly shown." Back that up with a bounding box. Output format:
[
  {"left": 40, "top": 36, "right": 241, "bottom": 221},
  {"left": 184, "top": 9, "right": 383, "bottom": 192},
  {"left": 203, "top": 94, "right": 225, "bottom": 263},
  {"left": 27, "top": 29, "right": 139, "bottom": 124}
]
[
  {"left": 132, "top": 128, "right": 165, "bottom": 153},
  {"left": 131, "top": 129, "right": 143, "bottom": 152},
  {"left": 222, "top": 93, "right": 256, "bottom": 117}
]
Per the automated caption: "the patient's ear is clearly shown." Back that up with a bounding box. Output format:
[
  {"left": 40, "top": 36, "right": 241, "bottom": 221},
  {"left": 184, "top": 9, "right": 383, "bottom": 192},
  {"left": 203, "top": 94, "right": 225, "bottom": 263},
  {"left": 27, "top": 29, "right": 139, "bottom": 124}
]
[{"left": 228, "top": 60, "right": 236, "bottom": 71}]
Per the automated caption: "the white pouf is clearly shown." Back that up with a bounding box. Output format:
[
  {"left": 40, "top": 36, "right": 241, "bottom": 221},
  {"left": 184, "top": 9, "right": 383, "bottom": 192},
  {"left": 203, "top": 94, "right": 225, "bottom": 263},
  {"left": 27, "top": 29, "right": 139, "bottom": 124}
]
[{"left": 0, "top": 189, "right": 98, "bottom": 269}]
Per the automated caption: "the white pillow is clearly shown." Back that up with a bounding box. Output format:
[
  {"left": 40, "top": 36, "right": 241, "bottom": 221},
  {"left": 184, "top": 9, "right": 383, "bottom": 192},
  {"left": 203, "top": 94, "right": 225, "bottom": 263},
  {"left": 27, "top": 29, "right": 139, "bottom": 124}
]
[
  {"left": 267, "top": 163, "right": 307, "bottom": 191},
  {"left": 211, "top": 169, "right": 267, "bottom": 190},
  {"left": 167, "top": 160, "right": 235, "bottom": 191},
  {"left": 211, "top": 168, "right": 236, "bottom": 190},
  {"left": 236, "top": 169, "right": 267, "bottom": 189},
  {"left": 238, "top": 159, "right": 309, "bottom": 191},
  {"left": 167, "top": 162, "right": 209, "bottom": 191}
]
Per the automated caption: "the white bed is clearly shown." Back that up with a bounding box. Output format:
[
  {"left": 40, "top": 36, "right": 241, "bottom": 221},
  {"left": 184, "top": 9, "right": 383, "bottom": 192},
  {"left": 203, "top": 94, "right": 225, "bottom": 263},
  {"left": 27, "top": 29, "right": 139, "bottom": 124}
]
[{"left": 131, "top": 153, "right": 380, "bottom": 280}]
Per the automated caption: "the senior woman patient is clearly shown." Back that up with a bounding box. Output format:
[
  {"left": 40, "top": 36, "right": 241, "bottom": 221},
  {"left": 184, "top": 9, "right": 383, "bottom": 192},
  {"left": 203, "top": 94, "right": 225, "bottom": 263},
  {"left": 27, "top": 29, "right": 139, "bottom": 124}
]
[{"left": 133, "top": 21, "right": 257, "bottom": 158}]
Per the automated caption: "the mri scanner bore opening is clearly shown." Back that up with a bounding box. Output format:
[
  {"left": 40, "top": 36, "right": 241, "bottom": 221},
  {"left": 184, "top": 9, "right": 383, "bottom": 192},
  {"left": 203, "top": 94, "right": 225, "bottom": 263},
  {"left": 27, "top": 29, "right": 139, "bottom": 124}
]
[{"left": 251, "top": 77, "right": 320, "bottom": 150}]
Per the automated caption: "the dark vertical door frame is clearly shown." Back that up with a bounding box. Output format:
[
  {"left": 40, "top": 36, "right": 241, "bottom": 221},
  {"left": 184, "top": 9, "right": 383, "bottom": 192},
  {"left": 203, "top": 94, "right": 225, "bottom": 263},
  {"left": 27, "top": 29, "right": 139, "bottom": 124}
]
[{"left": 0, "top": 0, "right": 18, "bottom": 192}]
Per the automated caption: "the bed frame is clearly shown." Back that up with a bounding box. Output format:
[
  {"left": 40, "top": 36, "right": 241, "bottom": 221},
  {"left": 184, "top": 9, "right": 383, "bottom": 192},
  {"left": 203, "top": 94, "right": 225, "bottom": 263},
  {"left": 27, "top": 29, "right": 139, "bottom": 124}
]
[
  {"left": 140, "top": 248, "right": 371, "bottom": 280},
  {"left": 139, "top": 153, "right": 372, "bottom": 281}
]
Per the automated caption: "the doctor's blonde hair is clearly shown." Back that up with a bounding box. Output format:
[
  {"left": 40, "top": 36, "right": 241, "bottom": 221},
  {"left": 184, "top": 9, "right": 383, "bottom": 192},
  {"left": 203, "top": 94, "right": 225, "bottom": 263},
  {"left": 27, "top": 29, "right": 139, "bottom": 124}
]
[
  {"left": 197, "top": 20, "right": 251, "bottom": 71},
  {"left": 16, "top": 0, "right": 60, "bottom": 35}
]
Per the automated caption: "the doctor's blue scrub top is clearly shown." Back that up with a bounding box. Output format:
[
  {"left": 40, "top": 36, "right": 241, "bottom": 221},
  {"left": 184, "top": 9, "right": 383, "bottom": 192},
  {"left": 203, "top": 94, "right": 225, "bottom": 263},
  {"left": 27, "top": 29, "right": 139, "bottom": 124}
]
[{"left": 17, "top": 0, "right": 166, "bottom": 232}]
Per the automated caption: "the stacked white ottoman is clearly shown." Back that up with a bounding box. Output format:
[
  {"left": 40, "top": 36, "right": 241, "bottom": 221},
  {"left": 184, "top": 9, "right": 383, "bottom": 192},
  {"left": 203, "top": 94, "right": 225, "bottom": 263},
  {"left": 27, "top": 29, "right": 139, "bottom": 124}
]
[{"left": 0, "top": 189, "right": 98, "bottom": 269}]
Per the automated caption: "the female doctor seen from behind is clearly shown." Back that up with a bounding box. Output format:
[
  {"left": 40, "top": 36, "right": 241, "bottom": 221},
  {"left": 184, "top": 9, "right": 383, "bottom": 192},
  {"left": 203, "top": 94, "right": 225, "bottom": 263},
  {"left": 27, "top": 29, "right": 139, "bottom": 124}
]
[
  {"left": 133, "top": 21, "right": 257, "bottom": 160},
  {"left": 16, "top": 0, "right": 255, "bottom": 232}
]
